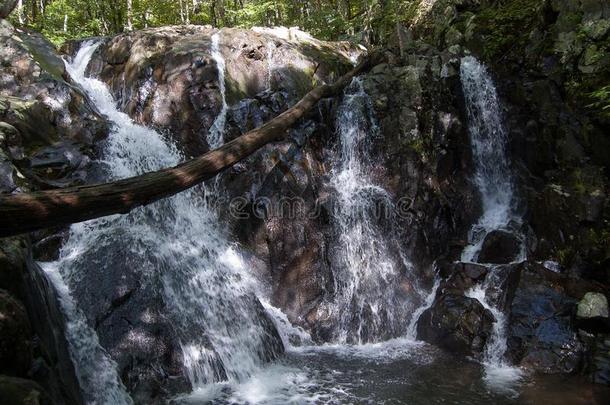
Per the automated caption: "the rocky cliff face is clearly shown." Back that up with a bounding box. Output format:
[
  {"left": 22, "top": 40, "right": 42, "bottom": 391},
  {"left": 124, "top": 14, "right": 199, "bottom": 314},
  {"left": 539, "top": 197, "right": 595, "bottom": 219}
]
[
  {"left": 0, "top": 1, "right": 609, "bottom": 402},
  {"left": 399, "top": 0, "right": 609, "bottom": 381},
  {"left": 0, "top": 17, "right": 108, "bottom": 405}
]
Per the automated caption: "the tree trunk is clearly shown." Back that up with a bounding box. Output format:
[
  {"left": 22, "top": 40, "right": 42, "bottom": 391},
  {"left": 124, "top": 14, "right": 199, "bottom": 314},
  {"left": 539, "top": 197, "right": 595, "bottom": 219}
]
[
  {"left": 126, "top": 0, "right": 133, "bottom": 31},
  {"left": 0, "top": 53, "right": 382, "bottom": 238}
]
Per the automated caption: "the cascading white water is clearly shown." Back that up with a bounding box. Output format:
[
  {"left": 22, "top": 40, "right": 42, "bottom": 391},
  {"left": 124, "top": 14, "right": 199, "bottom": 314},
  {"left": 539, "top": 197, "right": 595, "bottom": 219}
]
[
  {"left": 208, "top": 32, "right": 228, "bottom": 149},
  {"left": 41, "top": 261, "right": 134, "bottom": 405},
  {"left": 315, "top": 78, "right": 423, "bottom": 344},
  {"left": 50, "top": 40, "right": 283, "bottom": 399},
  {"left": 466, "top": 272, "right": 523, "bottom": 394},
  {"left": 459, "top": 56, "right": 523, "bottom": 393},
  {"left": 266, "top": 41, "right": 276, "bottom": 90},
  {"left": 460, "top": 56, "right": 519, "bottom": 263},
  {"left": 406, "top": 275, "right": 440, "bottom": 340}
]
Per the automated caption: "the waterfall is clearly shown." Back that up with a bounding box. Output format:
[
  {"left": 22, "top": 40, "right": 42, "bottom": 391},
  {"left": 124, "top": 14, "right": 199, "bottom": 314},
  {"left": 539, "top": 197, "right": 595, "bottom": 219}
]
[
  {"left": 315, "top": 78, "right": 423, "bottom": 344},
  {"left": 266, "top": 40, "right": 276, "bottom": 90},
  {"left": 208, "top": 32, "right": 228, "bottom": 149},
  {"left": 459, "top": 56, "right": 523, "bottom": 393},
  {"left": 41, "top": 261, "right": 133, "bottom": 405},
  {"left": 49, "top": 40, "right": 283, "bottom": 399},
  {"left": 406, "top": 275, "right": 440, "bottom": 340},
  {"left": 466, "top": 270, "right": 523, "bottom": 394},
  {"left": 459, "top": 56, "right": 520, "bottom": 263}
]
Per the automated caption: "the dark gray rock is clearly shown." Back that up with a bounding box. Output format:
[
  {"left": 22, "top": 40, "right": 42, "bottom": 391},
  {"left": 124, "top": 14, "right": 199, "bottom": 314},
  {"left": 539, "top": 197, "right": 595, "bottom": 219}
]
[
  {"left": 478, "top": 229, "right": 522, "bottom": 264},
  {"left": 21, "top": 255, "right": 84, "bottom": 405},
  {"left": 506, "top": 262, "right": 583, "bottom": 373},
  {"left": 0, "top": 289, "right": 32, "bottom": 377},
  {"left": 417, "top": 293, "right": 494, "bottom": 356}
]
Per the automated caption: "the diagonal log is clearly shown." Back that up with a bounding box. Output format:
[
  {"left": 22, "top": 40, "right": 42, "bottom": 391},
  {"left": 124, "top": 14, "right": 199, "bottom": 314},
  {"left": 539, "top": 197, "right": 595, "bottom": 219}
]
[{"left": 0, "top": 52, "right": 383, "bottom": 237}]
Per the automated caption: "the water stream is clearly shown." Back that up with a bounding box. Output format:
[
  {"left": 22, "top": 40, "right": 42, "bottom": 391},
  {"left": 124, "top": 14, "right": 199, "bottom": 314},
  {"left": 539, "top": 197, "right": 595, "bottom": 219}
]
[
  {"left": 266, "top": 40, "right": 276, "bottom": 90},
  {"left": 46, "top": 40, "right": 283, "bottom": 403},
  {"left": 34, "top": 42, "right": 600, "bottom": 405},
  {"left": 313, "top": 78, "right": 427, "bottom": 344},
  {"left": 459, "top": 56, "right": 526, "bottom": 263},
  {"left": 208, "top": 32, "right": 228, "bottom": 149},
  {"left": 459, "top": 55, "right": 524, "bottom": 392}
]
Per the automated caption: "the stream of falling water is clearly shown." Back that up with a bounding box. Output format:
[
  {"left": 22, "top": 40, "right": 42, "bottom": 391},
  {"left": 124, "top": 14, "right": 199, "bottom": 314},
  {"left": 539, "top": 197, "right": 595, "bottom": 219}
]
[
  {"left": 208, "top": 32, "right": 228, "bottom": 149},
  {"left": 460, "top": 55, "right": 524, "bottom": 393},
  {"left": 266, "top": 40, "right": 276, "bottom": 90},
  {"left": 32, "top": 39, "right": 577, "bottom": 404},
  {"left": 460, "top": 55, "right": 520, "bottom": 263},
  {"left": 42, "top": 40, "right": 287, "bottom": 403},
  {"left": 312, "top": 78, "right": 429, "bottom": 344}
]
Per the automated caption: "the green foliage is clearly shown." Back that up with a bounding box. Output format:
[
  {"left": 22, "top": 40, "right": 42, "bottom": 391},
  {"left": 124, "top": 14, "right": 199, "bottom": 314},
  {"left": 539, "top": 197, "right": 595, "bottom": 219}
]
[
  {"left": 474, "top": 0, "right": 541, "bottom": 60},
  {"left": 8, "top": 0, "right": 422, "bottom": 46},
  {"left": 587, "top": 84, "right": 610, "bottom": 119}
]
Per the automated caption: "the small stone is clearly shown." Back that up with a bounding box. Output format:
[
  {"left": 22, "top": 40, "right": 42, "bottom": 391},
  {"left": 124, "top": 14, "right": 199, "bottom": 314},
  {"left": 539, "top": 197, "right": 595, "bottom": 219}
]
[{"left": 577, "top": 292, "right": 609, "bottom": 319}]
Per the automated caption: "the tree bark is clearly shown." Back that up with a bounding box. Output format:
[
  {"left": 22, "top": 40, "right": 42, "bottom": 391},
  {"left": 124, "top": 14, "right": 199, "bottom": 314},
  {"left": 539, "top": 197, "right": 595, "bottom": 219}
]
[
  {"left": 126, "top": 0, "right": 133, "bottom": 31},
  {"left": 0, "top": 52, "right": 382, "bottom": 238}
]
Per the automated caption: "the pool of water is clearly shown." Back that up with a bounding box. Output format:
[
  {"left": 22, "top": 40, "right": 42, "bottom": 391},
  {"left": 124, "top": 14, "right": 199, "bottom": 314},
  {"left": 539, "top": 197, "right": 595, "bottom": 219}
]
[{"left": 173, "top": 339, "right": 608, "bottom": 404}]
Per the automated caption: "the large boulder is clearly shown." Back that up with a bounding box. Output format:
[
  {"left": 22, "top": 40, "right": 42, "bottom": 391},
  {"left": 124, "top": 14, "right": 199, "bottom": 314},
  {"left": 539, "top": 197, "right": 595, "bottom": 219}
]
[
  {"left": 0, "top": 20, "right": 107, "bottom": 192},
  {"left": 79, "top": 25, "right": 359, "bottom": 157},
  {"left": 0, "top": 290, "right": 32, "bottom": 377},
  {"left": 506, "top": 262, "right": 583, "bottom": 373},
  {"left": 416, "top": 292, "right": 494, "bottom": 356},
  {"left": 477, "top": 229, "right": 522, "bottom": 264}
]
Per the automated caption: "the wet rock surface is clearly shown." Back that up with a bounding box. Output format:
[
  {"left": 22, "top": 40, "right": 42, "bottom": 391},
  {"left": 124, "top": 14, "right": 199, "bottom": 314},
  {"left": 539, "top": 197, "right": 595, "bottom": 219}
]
[
  {"left": 79, "top": 25, "right": 359, "bottom": 157},
  {"left": 477, "top": 229, "right": 522, "bottom": 264},
  {"left": 0, "top": 0, "right": 609, "bottom": 400},
  {"left": 0, "top": 289, "right": 32, "bottom": 376},
  {"left": 505, "top": 262, "right": 583, "bottom": 374},
  {"left": 417, "top": 292, "right": 494, "bottom": 356}
]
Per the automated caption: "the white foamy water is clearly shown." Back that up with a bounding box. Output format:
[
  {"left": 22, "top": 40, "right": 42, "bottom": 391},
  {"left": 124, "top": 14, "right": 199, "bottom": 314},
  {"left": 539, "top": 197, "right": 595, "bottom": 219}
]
[
  {"left": 466, "top": 277, "right": 523, "bottom": 396},
  {"left": 49, "top": 40, "right": 285, "bottom": 400},
  {"left": 459, "top": 56, "right": 522, "bottom": 263},
  {"left": 266, "top": 40, "right": 276, "bottom": 89},
  {"left": 208, "top": 32, "right": 228, "bottom": 149},
  {"left": 312, "top": 78, "right": 427, "bottom": 344},
  {"left": 40, "top": 262, "right": 133, "bottom": 405},
  {"left": 460, "top": 56, "right": 525, "bottom": 394}
]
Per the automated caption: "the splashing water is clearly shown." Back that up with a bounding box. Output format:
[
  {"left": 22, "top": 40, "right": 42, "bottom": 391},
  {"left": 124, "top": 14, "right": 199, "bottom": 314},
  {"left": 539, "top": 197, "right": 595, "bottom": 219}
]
[
  {"left": 406, "top": 275, "right": 441, "bottom": 340},
  {"left": 314, "top": 78, "right": 424, "bottom": 344},
  {"left": 459, "top": 56, "right": 522, "bottom": 262},
  {"left": 53, "top": 40, "right": 283, "bottom": 399},
  {"left": 208, "top": 32, "right": 228, "bottom": 149},
  {"left": 41, "top": 261, "right": 133, "bottom": 405},
  {"left": 466, "top": 270, "right": 524, "bottom": 395},
  {"left": 460, "top": 56, "right": 524, "bottom": 394}
]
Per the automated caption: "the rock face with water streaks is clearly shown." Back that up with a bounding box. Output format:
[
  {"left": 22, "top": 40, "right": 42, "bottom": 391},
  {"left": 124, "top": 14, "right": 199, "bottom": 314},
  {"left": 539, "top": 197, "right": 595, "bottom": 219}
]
[
  {"left": 0, "top": 17, "right": 107, "bottom": 405},
  {"left": 75, "top": 25, "right": 359, "bottom": 157},
  {"left": 505, "top": 262, "right": 584, "bottom": 373},
  {"left": 0, "top": 0, "right": 609, "bottom": 400}
]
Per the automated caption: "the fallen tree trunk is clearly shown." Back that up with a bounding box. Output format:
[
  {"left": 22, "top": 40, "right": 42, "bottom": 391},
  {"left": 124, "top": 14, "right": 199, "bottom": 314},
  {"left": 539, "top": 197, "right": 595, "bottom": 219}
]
[{"left": 0, "top": 52, "right": 383, "bottom": 237}]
